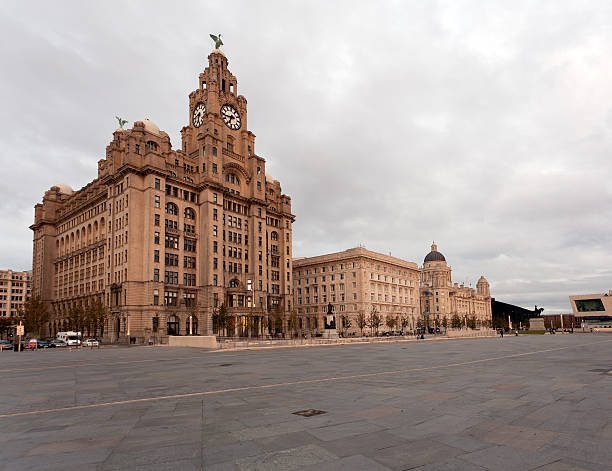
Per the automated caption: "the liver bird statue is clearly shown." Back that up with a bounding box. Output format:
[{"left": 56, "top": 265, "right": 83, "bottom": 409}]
[
  {"left": 115, "top": 116, "right": 128, "bottom": 129},
  {"left": 210, "top": 33, "right": 223, "bottom": 49}
]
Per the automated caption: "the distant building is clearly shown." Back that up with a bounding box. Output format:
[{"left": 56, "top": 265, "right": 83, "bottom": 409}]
[
  {"left": 293, "top": 248, "right": 421, "bottom": 335},
  {"left": 0, "top": 269, "right": 32, "bottom": 317},
  {"left": 420, "top": 243, "right": 492, "bottom": 327},
  {"left": 569, "top": 291, "right": 612, "bottom": 327}
]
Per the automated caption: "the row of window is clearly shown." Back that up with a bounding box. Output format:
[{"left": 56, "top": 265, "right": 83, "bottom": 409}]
[
  {"left": 160, "top": 234, "right": 197, "bottom": 252},
  {"left": 151, "top": 270, "right": 198, "bottom": 286}
]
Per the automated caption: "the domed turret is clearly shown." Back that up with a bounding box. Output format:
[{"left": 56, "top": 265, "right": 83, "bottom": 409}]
[
  {"left": 424, "top": 242, "right": 446, "bottom": 264},
  {"left": 477, "top": 276, "right": 490, "bottom": 297},
  {"left": 142, "top": 118, "right": 161, "bottom": 135},
  {"left": 51, "top": 184, "right": 74, "bottom": 196}
]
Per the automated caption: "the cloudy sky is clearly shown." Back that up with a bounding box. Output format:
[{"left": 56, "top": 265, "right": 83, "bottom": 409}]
[{"left": 2, "top": 1, "right": 612, "bottom": 312}]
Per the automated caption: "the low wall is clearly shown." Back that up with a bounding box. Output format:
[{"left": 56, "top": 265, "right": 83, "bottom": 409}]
[
  {"left": 446, "top": 328, "right": 497, "bottom": 338},
  {"left": 168, "top": 336, "right": 217, "bottom": 348}
]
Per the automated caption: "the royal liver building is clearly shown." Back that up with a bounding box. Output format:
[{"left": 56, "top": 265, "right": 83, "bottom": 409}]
[{"left": 31, "top": 43, "right": 295, "bottom": 344}]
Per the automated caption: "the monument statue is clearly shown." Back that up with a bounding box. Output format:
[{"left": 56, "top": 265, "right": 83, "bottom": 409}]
[
  {"left": 324, "top": 302, "right": 336, "bottom": 330},
  {"left": 210, "top": 33, "right": 223, "bottom": 49},
  {"left": 115, "top": 117, "right": 128, "bottom": 129}
]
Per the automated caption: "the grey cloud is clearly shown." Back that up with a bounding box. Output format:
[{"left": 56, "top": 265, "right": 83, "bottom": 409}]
[{"left": 1, "top": 1, "right": 612, "bottom": 312}]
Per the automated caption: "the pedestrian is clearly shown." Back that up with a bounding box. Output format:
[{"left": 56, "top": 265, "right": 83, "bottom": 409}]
[{"left": 500, "top": 329, "right": 504, "bottom": 338}]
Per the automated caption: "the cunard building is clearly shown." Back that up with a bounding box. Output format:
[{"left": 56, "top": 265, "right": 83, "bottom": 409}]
[{"left": 31, "top": 44, "right": 295, "bottom": 343}]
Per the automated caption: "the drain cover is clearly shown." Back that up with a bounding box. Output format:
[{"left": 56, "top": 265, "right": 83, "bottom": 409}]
[
  {"left": 293, "top": 409, "right": 327, "bottom": 418},
  {"left": 219, "top": 363, "right": 232, "bottom": 367}
]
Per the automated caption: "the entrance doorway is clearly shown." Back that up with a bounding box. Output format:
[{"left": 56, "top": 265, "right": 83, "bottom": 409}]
[{"left": 167, "top": 315, "right": 179, "bottom": 336}]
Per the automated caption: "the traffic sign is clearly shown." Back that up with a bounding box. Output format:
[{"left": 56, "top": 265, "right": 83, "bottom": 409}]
[{"left": 16, "top": 325, "right": 24, "bottom": 336}]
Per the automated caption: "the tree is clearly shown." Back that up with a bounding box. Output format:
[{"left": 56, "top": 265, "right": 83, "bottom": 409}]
[
  {"left": 0, "top": 317, "right": 15, "bottom": 340},
  {"left": 356, "top": 312, "right": 367, "bottom": 336},
  {"left": 442, "top": 316, "right": 448, "bottom": 329},
  {"left": 385, "top": 315, "right": 396, "bottom": 332},
  {"left": 213, "top": 304, "right": 230, "bottom": 336},
  {"left": 86, "top": 298, "right": 107, "bottom": 338},
  {"left": 288, "top": 311, "right": 299, "bottom": 338},
  {"left": 467, "top": 316, "right": 477, "bottom": 330},
  {"left": 68, "top": 305, "right": 85, "bottom": 333},
  {"left": 18, "top": 297, "right": 48, "bottom": 338},
  {"left": 341, "top": 315, "right": 352, "bottom": 336},
  {"left": 400, "top": 315, "right": 410, "bottom": 334},
  {"left": 368, "top": 306, "right": 382, "bottom": 336},
  {"left": 269, "top": 305, "right": 284, "bottom": 336},
  {"left": 451, "top": 313, "right": 462, "bottom": 329}
]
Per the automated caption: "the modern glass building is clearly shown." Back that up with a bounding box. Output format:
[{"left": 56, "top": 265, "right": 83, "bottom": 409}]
[{"left": 569, "top": 291, "right": 612, "bottom": 329}]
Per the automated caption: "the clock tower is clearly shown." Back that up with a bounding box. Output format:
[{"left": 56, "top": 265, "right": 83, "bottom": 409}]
[{"left": 181, "top": 48, "right": 255, "bottom": 175}]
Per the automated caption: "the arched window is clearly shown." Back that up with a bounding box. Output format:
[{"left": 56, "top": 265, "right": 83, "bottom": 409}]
[
  {"left": 186, "top": 316, "right": 198, "bottom": 335},
  {"left": 166, "top": 202, "right": 178, "bottom": 215},
  {"left": 228, "top": 279, "right": 239, "bottom": 288},
  {"left": 225, "top": 173, "right": 240, "bottom": 185},
  {"left": 184, "top": 207, "right": 196, "bottom": 220},
  {"left": 146, "top": 141, "right": 158, "bottom": 152}
]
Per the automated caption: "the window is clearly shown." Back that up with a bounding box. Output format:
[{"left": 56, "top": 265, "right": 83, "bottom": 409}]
[
  {"left": 257, "top": 181, "right": 261, "bottom": 190},
  {"left": 184, "top": 207, "right": 196, "bottom": 220},
  {"left": 164, "top": 291, "right": 177, "bottom": 306},
  {"left": 135, "top": 144, "right": 140, "bottom": 154},
  {"left": 213, "top": 193, "right": 218, "bottom": 204},
  {"left": 154, "top": 232, "right": 160, "bottom": 244},
  {"left": 154, "top": 195, "right": 160, "bottom": 208},
  {"left": 166, "top": 203, "right": 178, "bottom": 215},
  {"left": 213, "top": 208, "right": 217, "bottom": 221},
  {"left": 154, "top": 178, "right": 160, "bottom": 189},
  {"left": 183, "top": 273, "right": 196, "bottom": 286},
  {"left": 154, "top": 214, "right": 160, "bottom": 226},
  {"left": 213, "top": 274, "right": 218, "bottom": 286},
  {"left": 212, "top": 163, "right": 217, "bottom": 173},
  {"left": 212, "top": 147, "right": 217, "bottom": 156},
  {"left": 165, "top": 253, "right": 179, "bottom": 266},
  {"left": 184, "top": 238, "right": 197, "bottom": 252},
  {"left": 153, "top": 268, "right": 159, "bottom": 282},
  {"left": 257, "top": 166, "right": 261, "bottom": 175},
  {"left": 165, "top": 235, "right": 179, "bottom": 249},
  {"left": 164, "top": 271, "right": 179, "bottom": 284},
  {"left": 153, "top": 290, "right": 159, "bottom": 306},
  {"left": 153, "top": 250, "right": 159, "bottom": 263}
]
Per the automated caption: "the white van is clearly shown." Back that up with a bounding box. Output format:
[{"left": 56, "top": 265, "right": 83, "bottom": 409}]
[{"left": 57, "top": 331, "right": 82, "bottom": 346}]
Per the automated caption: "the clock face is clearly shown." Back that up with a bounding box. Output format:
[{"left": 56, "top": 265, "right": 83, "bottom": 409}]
[
  {"left": 220, "top": 104, "right": 241, "bottom": 130},
  {"left": 192, "top": 102, "right": 206, "bottom": 128}
]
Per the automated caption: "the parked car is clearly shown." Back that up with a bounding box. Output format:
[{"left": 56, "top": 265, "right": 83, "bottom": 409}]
[
  {"left": 49, "top": 339, "right": 68, "bottom": 348},
  {"left": 0, "top": 340, "right": 12, "bottom": 350},
  {"left": 83, "top": 339, "right": 99, "bottom": 347},
  {"left": 25, "top": 339, "right": 49, "bottom": 349}
]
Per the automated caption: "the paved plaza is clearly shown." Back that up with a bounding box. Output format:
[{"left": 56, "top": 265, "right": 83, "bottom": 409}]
[{"left": 0, "top": 334, "right": 611, "bottom": 470}]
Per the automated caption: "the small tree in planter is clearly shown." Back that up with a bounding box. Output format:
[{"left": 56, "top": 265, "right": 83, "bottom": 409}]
[{"left": 357, "top": 312, "right": 367, "bottom": 336}]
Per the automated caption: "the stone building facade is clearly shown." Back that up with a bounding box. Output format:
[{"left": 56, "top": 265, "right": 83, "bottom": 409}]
[
  {"left": 420, "top": 243, "right": 491, "bottom": 327},
  {"left": 0, "top": 269, "right": 32, "bottom": 317},
  {"left": 292, "top": 248, "right": 421, "bottom": 335},
  {"left": 30, "top": 47, "right": 294, "bottom": 343}
]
